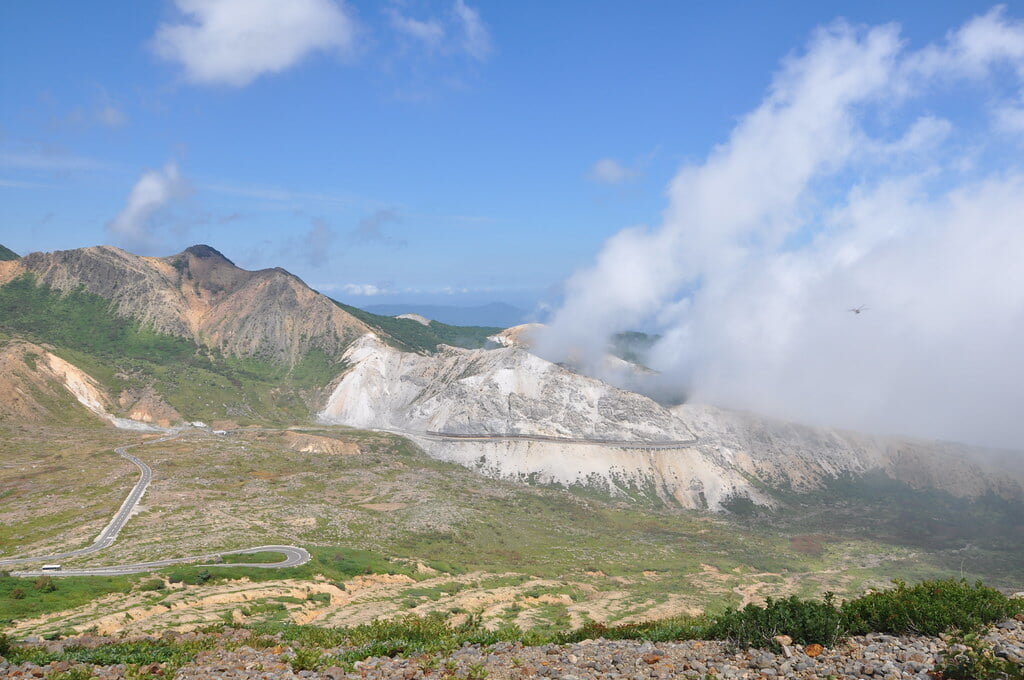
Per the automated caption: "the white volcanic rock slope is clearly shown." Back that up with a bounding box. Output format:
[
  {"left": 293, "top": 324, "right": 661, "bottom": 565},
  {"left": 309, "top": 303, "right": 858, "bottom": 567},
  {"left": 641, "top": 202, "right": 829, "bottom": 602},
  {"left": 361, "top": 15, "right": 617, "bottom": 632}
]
[
  {"left": 319, "top": 334, "right": 1024, "bottom": 511},
  {"left": 318, "top": 335, "right": 770, "bottom": 509},
  {"left": 319, "top": 334, "right": 690, "bottom": 442}
]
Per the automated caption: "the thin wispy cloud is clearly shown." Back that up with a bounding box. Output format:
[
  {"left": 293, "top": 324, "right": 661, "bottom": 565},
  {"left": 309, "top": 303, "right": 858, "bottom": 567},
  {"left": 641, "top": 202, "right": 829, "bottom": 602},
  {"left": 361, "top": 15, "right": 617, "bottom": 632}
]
[
  {"left": 153, "top": 0, "right": 358, "bottom": 87},
  {"left": 340, "top": 282, "right": 388, "bottom": 296},
  {"left": 203, "top": 181, "right": 367, "bottom": 208},
  {"left": 317, "top": 281, "right": 496, "bottom": 297},
  {"left": 64, "top": 103, "right": 128, "bottom": 129},
  {"left": 388, "top": 9, "right": 445, "bottom": 51},
  {"left": 588, "top": 147, "right": 660, "bottom": 186},
  {"left": 540, "top": 7, "right": 1024, "bottom": 449},
  {"left": 386, "top": 1, "right": 492, "bottom": 62},
  {"left": 0, "top": 150, "right": 109, "bottom": 172},
  {"left": 0, "top": 178, "right": 53, "bottom": 189},
  {"left": 95, "top": 105, "right": 128, "bottom": 127},
  {"left": 300, "top": 217, "right": 336, "bottom": 267},
  {"left": 452, "top": 0, "right": 492, "bottom": 61},
  {"left": 351, "top": 207, "right": 406, "bottom": 247},
  {"left": 588, "top": 158, "right": 636, "bottom": 185}
]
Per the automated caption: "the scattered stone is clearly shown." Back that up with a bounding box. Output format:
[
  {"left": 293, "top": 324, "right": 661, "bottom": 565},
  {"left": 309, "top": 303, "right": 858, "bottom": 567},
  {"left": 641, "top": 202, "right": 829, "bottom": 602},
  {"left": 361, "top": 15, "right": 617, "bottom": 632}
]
[{"left": 3, "top": 619, "right": 1024, "bottom": 679}]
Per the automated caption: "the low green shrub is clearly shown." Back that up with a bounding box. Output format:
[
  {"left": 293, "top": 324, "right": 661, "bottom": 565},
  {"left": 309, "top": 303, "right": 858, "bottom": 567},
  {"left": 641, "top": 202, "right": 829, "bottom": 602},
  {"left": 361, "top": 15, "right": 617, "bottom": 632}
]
[
  {"left": 3, "top": 638, "right": 217, "bottom": 671},
  {"left": 47, "top": 666, "right": 97, "bottom": 680},
  {"left": 284, "top": 647, "right": 325, "bottom": 671},
  {"left": 165, "top": 568, "right": 212, "bottom": 586},
  {"left": 707, "top": 593, "right": 844, "bottom": 649},
  {"left": 557, "top": 616, "right": 710, "bottom": 644},
  {"left": 842, "top": 579, "right": 1021, "bottom": 636},
  {"left": 33, "top": 575, "right": 57, "bottom": 592}
]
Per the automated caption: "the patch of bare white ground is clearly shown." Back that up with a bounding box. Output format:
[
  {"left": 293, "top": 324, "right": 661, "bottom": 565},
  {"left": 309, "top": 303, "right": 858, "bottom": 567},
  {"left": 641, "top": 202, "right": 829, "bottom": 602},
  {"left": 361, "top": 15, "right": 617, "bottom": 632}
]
[{"left": 395, "top": 313, "right": 431, "bottom": 326}]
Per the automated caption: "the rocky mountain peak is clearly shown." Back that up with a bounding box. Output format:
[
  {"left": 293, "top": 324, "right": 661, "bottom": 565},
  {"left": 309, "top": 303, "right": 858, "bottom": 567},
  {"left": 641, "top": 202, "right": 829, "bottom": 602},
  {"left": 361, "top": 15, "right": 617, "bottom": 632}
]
[
  {"left": 1, "top": 243, "right": 375, "bottom": 365},
  {"left": 165, "top": 244, "right": 248, "bottom": 299},
  {"left": 182, "top": 244, "right": 233, "bottom": 263}
]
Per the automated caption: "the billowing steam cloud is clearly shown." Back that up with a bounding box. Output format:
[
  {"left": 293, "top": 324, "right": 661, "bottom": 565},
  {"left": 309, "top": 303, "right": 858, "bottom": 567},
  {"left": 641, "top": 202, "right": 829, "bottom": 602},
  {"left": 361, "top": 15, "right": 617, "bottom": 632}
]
[
  {"left": 108, "top": 162, "right": 189, "bottom": 253},
  {"left": 538, "top": 7, "right": 1024, "bottom": 449}
]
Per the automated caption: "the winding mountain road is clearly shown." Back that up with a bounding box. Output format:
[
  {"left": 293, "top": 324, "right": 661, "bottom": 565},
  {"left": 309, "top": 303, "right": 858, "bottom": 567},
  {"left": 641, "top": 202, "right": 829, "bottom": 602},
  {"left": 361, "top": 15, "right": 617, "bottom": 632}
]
[
  {"left": 11, "top": 545, "right": 311, "bottom": 577},
  {"left": 1, "top": 432, "right": 310, "bottom": 577},
  {"left": 414, "top": 429, "right": 699, "bottom": 450}
]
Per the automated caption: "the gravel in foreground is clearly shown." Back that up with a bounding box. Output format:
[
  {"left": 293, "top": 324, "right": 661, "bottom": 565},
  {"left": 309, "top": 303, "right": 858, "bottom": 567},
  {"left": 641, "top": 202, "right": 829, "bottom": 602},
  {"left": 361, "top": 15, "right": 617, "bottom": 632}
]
[{"left": 2, "top": 618, "right": 1022, "bottom": 679}]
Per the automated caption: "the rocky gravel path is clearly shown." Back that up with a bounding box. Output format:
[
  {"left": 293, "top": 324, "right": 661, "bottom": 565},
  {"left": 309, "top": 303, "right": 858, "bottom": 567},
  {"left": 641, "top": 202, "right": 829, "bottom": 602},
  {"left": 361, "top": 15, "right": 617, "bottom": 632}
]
[{"left": 2, "top": 619, "right": 1022, "bottom": 679}]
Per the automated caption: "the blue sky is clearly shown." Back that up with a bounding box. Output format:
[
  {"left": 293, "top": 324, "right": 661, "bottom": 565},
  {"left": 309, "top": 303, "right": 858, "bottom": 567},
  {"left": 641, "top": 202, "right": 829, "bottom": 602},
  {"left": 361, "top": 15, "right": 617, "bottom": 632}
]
[{"left": 0, "top": 1, "right": 1020, "bottom": 313}]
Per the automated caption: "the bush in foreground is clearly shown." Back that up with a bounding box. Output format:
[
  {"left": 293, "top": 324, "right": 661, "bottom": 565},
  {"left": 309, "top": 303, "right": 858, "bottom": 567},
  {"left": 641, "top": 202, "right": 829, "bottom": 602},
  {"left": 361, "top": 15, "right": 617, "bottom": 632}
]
[
  {"left": 708, "top": 592, "right": 845, "bottom": 649},
  {"left": 841, "top": 579, "right": 1019, "bottom": 637}
]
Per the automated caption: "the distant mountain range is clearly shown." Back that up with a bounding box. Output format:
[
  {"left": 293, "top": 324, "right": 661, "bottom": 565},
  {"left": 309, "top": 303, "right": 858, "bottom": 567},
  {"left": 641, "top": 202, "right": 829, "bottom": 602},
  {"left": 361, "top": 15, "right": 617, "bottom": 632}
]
[{"left": 364, "top": 302, "right": 530, "bottom": 328}]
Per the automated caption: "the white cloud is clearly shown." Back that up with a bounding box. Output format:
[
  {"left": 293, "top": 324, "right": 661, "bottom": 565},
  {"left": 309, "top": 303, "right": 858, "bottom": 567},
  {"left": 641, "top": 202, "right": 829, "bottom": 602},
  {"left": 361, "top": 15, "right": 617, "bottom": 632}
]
[
  {"left": 994, "top": 103, "right": 1024, "bottom": 133},
  {"left": 107, "top": 162, "right": 189, "bottom": 251},
  {"left": 341, "top": 283, "right": 387, "bottom": 296},
  {"left": 388, "top": 9, "right": 444, "bottom": 50},
  {"left": 588, "top": 158, "right": 636, "bottom": 184},
  {"left": 96, "top": 105, "right": 128, "bottom": 127},
  {"left": 386, "top": 1, "right": 492, "bottom": 62},
  {"left": 0, "top": 150, "right": 108, "bottom": 172},
  {"left": 153, "top": 0, "right": 357, "bottom": 87},
  {"left": 539, "top": 8, "right": 1024, "bottom": 449},
  {"left": 452, "top": 0, "right": 492, "bottom": 61}
]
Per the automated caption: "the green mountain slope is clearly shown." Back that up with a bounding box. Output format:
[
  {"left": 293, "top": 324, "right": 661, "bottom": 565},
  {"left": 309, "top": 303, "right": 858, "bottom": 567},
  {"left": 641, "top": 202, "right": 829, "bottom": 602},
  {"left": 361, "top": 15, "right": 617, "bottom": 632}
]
[
  {"left": 332, "top": 299, "right": 502, "bottom": 353},
  {"left": 0, "top": 244, "right": 19, "bottom": 260},
  {"left": 0, "top": 274, "right": 338, "bottom": 424}
]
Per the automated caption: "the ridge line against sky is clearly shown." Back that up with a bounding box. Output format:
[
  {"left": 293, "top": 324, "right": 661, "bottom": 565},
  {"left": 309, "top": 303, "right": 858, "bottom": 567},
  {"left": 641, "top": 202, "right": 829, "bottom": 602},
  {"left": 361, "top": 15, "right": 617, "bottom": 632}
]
[{"left": 3, "top": 1, "right": 1024, "bottom": 446}]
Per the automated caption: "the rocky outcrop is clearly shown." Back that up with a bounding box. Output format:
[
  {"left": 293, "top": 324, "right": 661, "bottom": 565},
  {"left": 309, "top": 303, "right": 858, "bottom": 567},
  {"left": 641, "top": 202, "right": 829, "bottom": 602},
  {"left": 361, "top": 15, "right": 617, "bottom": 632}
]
[
  {"left": 118, "top": 387, "right": 182, "bottom": 428},
  {"left": 1, "top": 245, "right": 374, "bottom": 365}
]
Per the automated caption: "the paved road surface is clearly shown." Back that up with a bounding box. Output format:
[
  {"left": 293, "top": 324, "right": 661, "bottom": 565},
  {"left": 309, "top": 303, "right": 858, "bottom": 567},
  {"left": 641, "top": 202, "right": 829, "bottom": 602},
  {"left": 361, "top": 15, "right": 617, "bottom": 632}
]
[
  {"left": 411, "top": 429, "right": 699, "bottom": 450},
  {"left": 11, "top": 546, "right": 311, "bottom": 577},
  {"left": 1, "top": 433, "right": 310, "bottom": 576}
]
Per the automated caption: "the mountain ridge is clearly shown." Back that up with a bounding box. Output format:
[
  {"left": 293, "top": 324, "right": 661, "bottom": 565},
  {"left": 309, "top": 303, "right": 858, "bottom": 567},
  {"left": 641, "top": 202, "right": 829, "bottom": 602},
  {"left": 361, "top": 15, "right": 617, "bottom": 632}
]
[
  {"left": 3, "top": 244, "right": 374, "bottom": 365},
  {"left": 2, "top": 242, "right": 1021, "bottom": 513}
]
